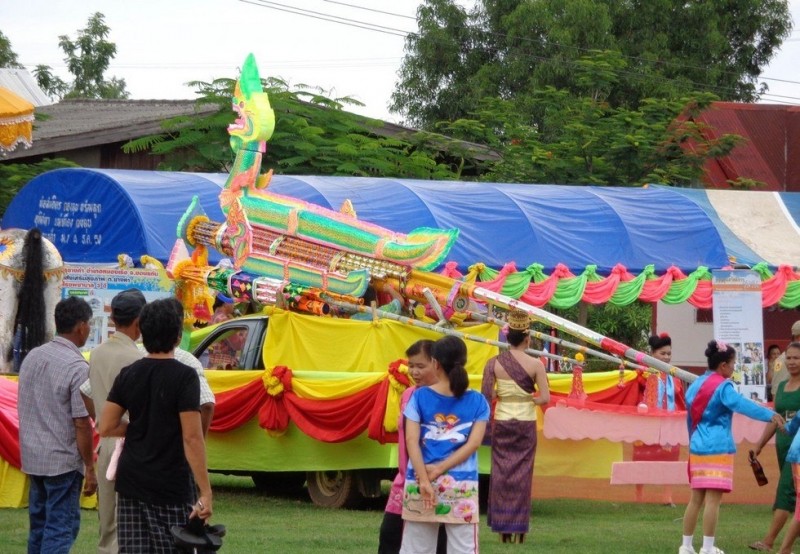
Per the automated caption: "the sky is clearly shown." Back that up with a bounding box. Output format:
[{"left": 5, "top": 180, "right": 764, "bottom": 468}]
[{"left": 2, "top": 0, "right": 800, "bottom": 124}]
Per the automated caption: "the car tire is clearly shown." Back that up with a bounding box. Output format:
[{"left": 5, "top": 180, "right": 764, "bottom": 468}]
[{"left": 306, "top": 470, "right": 363, "bottom": 509}]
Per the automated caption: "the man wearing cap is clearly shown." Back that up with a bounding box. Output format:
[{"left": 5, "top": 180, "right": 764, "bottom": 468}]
[
  {"left": 82, "top": 289, "right": 148, "bottom": 554},
  {"left": 771, "top": 320, "right": 800, "bottom": 398}
]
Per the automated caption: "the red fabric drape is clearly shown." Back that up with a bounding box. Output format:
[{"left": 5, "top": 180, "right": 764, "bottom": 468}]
[
  {"left": 582, "top": 264, "right": 628, "bottom": 304},
  {"left": 521, "top": 265, "right": 575, "bottom": 307},
  {"left": 638, "top": 266, "right": 681, "bottom": 302},
  {"left": 257, "top": 395, "right": 290, "bottom": 433},
  {"left": 0, "top": 409, "right": 21, "bottom": 468},
  {"left": 0, "top": 379, "right": 21, "bottom": 468},
  {"left": 470, "top": 262, "right": 517, "bottom": 293},
  {"left": 210, "top": 373, "right": 385, "bottom": 442},
  {"left": 209, "top": 379, "right": 266, "bottom": 433},
  {"left": 257, "top": 365, "right": 293, "bottom": 433},
  {"left": 762, "top": 265, "right": 797, "bottom": 307},
  {"left": 367, "top": 379, "right": 394, "bottom": 444},
  {"left": 441, "top": 261, "right": 464, "bottom": 279},
  {"left": 367, "top": 360, "right": 411, "bottom": 444},
  {"left": 448, "top": 261, "right": 800, "bottom": 309},
  {"left": 284, "top": 383, "right": 383, "bottom": 443},
  {"left": 687, "top": 280, "right": 713, "bottom": 309}
]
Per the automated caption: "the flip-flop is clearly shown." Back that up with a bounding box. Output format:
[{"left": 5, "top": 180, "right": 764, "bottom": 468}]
[
  {"left": 171, "top": 517, "right": 224, "bottom": 552},
  {"left": 748, "top": 541, "right": 772, "bottom": 552}
]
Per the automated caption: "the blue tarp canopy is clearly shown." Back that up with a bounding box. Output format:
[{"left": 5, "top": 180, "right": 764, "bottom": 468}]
[
  {"left": 4, "top": 168, "right": 800, "bottom": 273},
  {"left": 3, "top": 169, "right": 227, "bottom": 264}
]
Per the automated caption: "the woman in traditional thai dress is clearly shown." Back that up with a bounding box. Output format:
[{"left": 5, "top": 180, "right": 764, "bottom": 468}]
[
  {"left": 480, "top": 309, "right": 550, "bottom": 544},
  {"left": 401, "top": 336, "right": 489, "bottom": 554},
  {"left": 633, "top": 333, "right": 683, "bottom": 506},
  {"left": 679, "top": 340, "right": 784, "bottom": 554},
  {"left": 749, "top": 342, "right": 800, "bottom": 551}
]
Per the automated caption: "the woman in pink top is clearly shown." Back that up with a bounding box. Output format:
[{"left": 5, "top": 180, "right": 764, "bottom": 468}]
[{"left": 378, "top": 340, "right": 445, "bottom": 554}]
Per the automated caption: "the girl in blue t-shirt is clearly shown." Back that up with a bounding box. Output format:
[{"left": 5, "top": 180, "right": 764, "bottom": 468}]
[{"left": 400, "top": 336, "right": 490, "bottom": 554}]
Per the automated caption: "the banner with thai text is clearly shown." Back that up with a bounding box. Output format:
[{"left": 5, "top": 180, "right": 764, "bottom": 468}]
[{"left": 61, "top": 265, "right": 174, "bottom": 350}]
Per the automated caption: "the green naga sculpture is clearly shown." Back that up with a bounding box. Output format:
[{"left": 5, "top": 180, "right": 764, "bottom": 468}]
[{"left": 176, "top": 53, "right": 458, "bottom": 298}]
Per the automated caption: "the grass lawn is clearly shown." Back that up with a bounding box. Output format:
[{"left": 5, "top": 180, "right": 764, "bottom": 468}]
[{"left": 0, "top": 475, "right": 783, "bottom": 553}]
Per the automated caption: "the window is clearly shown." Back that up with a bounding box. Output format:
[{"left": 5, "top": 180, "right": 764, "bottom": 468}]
[{"left": 197, "top": 327, "right": 249, "bottom": 370}]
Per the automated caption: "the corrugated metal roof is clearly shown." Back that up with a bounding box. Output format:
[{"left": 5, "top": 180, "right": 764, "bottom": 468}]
[
  {"left": 695, "top": 102, "right": 800, "bottom": 192},
  {"left": 1, "top": 99, "right": 220, "bottom": 159},
  {"left": 31, "top": 99, "right": 218, "bottom": 140},
  {"left": 0, "top": 68, "right": 51, "bottom": 107}
]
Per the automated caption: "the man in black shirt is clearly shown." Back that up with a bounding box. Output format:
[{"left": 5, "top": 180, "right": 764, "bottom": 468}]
[{"left": 98, "top": 298, "right": 213, "bottom": 553}]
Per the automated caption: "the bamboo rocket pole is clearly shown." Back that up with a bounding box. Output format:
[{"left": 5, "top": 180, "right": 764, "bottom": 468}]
[
  {"left": 468, "top": 286, "right": 697, "bottom": 384},
  {"left": 325, "top": 298, "right": 585, "bottom": 366},
  {"left": 467, "top": 310, "right": 648, "bottom": 371}
]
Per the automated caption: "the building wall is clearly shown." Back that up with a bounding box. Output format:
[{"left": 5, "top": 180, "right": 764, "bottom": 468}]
[
  {"left": 655, "top": 301, "right": 800, "bottom": 369},
  {"left": 57, "top": 146, "right": 101, "bottom": 167},
  {"left": 654, "top": 301, "right": 712, "bottom": 369},
  {"left": 10, "top": 143, "right": 165, "bottom": 170}
]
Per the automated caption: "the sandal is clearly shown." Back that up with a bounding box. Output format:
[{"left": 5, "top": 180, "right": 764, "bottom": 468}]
[
  {"left": 171, "top": 517, "right": 225, "bottom": 553},
  {"left": 748, "top": 541, "right": 772, "bottom": 552}
]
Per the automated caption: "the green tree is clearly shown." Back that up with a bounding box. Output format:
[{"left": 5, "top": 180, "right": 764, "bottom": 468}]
[
  {"left": 392, "top": 0, "right": 792, "bottom": 128},
  {"left": 51, "top": 12, "right": 128, "bottom": 100},
  {"left": 438, "top": 52, "right": 743, "bottom": 187},
  {"left": 123, "top": 77, "right": 473, "bottom": 179},
  {"left": 32, "top": 65, "right": 68, "bottom": 100},
  {"left": 542, "top": 301, "right": 653, "bottom": 371},
  {"left": 0, "top": 31, "right": 23, "bottom": 68}
]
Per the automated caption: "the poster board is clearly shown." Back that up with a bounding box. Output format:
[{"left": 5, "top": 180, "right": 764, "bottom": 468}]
[
  {"left": 61, "top": 265, "right": 174, "bottom": 351},
  {"left": 712, "top": 269, "right": 766, "bottom": 401}
]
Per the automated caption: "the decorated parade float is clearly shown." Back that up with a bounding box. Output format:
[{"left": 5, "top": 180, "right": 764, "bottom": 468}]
[{"left": 2, "top": 54, "right": 800, "bottom": 507}]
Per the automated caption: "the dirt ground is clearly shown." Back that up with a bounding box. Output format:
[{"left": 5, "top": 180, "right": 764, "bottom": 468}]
[{"left": 533, "top": 442, "right": 778, "bottom": 505}]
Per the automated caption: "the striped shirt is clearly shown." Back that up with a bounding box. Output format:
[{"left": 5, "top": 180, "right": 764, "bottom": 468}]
[{"left": 18, "top": 336, "right": 89, "bottom": 476}]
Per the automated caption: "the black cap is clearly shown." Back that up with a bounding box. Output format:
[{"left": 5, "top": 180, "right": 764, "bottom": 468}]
[{"left": 111, "top": 288, "right": 147, "bottom": 321}]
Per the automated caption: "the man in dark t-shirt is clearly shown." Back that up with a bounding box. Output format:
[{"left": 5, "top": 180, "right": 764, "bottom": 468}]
[{"left": 98, "top": 298, "right": 213, "bottom": 553}]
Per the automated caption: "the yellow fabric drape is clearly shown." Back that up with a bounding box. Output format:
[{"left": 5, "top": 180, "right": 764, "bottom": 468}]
[
  {"left": 205, "top": 370, "right": 262, "bottom": 394},
  {"left": 0, "top": 460, "right": 97, "bottom": 509},
  {"left": 0, "top": 87, "right": 33, "bottom": 152},
  {"left": 292, "top": 373, "right": 385, "bottom": 399},
  {"left": 548, "top": 369, "right": 638, "bottom": 395},
  {"left": 262, "top": 310, "right": 499, "bottom": 375}
]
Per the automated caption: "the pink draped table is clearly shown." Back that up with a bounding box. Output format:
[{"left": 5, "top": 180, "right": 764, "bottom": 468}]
[{"left": 543, "top": 398, "right": 775, "bottom": 446}]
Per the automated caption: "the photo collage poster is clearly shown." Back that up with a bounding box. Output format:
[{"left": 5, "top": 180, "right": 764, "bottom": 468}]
[{"left": 712, "top": 269, "right": 766, "bottom": 402}]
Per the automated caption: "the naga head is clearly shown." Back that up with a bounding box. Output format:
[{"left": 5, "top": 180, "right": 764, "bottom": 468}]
[{"left": 229, "top": 54, "right": 275, "bottom": 152}]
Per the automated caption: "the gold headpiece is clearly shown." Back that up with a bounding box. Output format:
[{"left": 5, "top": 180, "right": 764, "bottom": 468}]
[{"left": 507, "top": 309, "right": 531, "bottom": 332}]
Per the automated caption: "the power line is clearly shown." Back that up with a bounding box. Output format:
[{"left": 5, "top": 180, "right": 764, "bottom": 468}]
[
  {"left": 238, "top": 0, "right": 411, "bottom": 37},
  {"left": 321, "top": 0, "right": 416, "bottom": 20}
]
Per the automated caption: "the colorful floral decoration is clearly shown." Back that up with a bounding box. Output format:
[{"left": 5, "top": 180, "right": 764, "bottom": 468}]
[
  {"left": 568, "top": 352, "right": 588, "bottom": 402},
  {"left": 0, "top": 235, "right": 15, "bottom": 262}
]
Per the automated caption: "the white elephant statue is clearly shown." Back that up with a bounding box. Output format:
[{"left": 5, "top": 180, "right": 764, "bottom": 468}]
[{"left": 0, "top": 228, "right": 64, "bottom": 373}]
